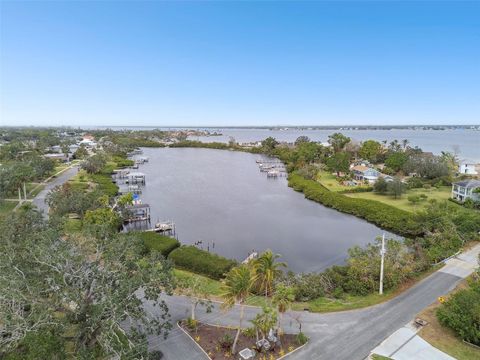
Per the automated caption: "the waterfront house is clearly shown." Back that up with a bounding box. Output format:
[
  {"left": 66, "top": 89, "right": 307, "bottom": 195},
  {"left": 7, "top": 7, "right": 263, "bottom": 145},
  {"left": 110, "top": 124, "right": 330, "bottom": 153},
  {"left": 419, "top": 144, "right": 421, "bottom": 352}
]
[
  {"left": 352, "top": 165, "right": 380, "bottom": 184},
  {"left": 451, "top": 179, "right": 480, "bottom": 202},
  {"left": 459, "top": 163, "right": 479, "bottom": 175}
]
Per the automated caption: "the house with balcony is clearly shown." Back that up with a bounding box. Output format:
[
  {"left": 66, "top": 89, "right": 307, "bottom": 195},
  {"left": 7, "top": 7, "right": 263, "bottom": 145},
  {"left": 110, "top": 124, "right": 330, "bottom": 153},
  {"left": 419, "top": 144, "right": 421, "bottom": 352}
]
[
  {"left": 351, "top": 165, "right": 381, "bottom": 184},
  {"left": 451, "top": 179, "right": 480, "bottom": 203}
]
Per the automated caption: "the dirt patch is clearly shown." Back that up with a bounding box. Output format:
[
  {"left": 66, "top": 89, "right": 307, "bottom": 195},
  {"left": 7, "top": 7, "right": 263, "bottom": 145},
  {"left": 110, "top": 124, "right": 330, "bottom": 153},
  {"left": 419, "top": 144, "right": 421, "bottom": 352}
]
[{"left": 180, "top": 321, "right": 305, "bottom": 360}]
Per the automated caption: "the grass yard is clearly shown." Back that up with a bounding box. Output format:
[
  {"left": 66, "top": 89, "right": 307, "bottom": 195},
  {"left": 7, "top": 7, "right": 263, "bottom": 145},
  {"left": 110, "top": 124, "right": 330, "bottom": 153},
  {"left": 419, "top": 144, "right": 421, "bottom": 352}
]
[
  {"left": 174, "top": 269, "right": 223, "bottom": 297},
  {"left": 316, "top": 170, "right": 371, "bottom": 192},
  {"left": 316, "top": 170, "right": 348, "bottom": 191},
  {"left": 417, "top": 278, "right": 480, "bottom": 360},
  {"left": 0, "top": 200, "right": 18, "bottom": 215},
  {"left": 345, "top": 186, "right": 453, "bottom": 212}
]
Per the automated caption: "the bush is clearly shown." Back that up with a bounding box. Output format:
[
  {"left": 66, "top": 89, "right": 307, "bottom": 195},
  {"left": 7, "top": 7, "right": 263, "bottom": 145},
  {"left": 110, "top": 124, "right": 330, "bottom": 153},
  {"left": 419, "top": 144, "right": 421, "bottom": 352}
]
[
  {"left": 289, "top": 273, "right": 327, "bottom": 301},
  {"left": 296, "top": 332, "right": 308, "bottom": 345},
  {"left": 288, "top": 173, "right": 421, "bottom": 237},
  {"left": 148, "top": 351, "right": 164, "bottom": 360},
  {"left": 218, "top": 333, "right": 234, "bottom": 350},
  {"left": 168, "top": 246, "right": 237, "bottom": 280},
  {"left": 140, "top": 232, "right": 180, "bottom": 257},
  {"left": 2, "top": 329, "right": 66, "bottom": 360},
  {"left": 241, "top": 327, "right": 256, "bottom": 339},
  {"left": 437, "top": 281, "right": 480, "bottom": 345},
  {"left": 185, "top": 317, "right": 198, "bottom": 331}
]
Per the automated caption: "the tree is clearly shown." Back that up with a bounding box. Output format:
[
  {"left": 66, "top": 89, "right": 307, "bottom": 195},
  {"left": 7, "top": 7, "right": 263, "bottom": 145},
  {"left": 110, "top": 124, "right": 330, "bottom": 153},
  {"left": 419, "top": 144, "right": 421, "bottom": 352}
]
[
  {"left": 254, "top": 250, "right": 287, "bottom": 299},
  {"left": 437, "top": 279, "right": 480, "bottom": 346},
  {"left": 177, "top": 276, "right": 213, "bottom": 321},
  {"left": 0, "top": 208, "right": 175, "bottom": 358},
  {"left": 221, "top": 265, "right": 257, "bottom": 354},
  {"left": 81, "top": 153, "right": 106, "bottom": 174},
  {"left": 385, "top": 152, "right": 408, "bottom": 173},
  {"left": 373, "top": 177, "right": 388, "bottom": 194},
  {"left": 326, "top": 152, "right": 351, "bottom": 176},
  {"left": 328, "top": 133, "right": 351, "bottom": 153},
  {"left": 251, "top": 306, "right": 277, "bottom": 348},
  {"left": 359, "top": 140, "right": 383, "bottom": 163},
  {"left": 403, "top": 155, "right": 449, "bottom": 179},
  {"left": 46, "top": 183, "right": 100, "bottom": 217},
  {"left": 388, "top": 177, "right": 406, "bottom": 199},
  {"left": 228, "top": 136, "right": 237, "bottom": 147},
  {"left": 83, "top": 207, "right": 121, "bottom": 238},
  {"left": 294, "top": 136, "right": 310, "bottom": 146},
  {"left": 292, "top": 141, "right": 324, "bottom": 165},
  {"left": 74, "top": 144, "right": 89, "bottom": 159},
  {"left": 440, "top": 151, "right": 459, "bottom": 176},
  {"left": 261, "top": 137, "right": 279, "bottom": 154},
  {"left": 272, "top": 284, "right": 295, "bottom": 336}
]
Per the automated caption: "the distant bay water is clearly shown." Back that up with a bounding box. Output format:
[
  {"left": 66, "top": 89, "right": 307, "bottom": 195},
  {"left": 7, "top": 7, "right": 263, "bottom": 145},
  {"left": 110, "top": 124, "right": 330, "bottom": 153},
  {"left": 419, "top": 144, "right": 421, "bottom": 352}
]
[
  {"left": 187, "top": 128, "right": 480, "bottom": 163},
  {"left": 88, "top": 126, "right": 479, "bottom": 163}
]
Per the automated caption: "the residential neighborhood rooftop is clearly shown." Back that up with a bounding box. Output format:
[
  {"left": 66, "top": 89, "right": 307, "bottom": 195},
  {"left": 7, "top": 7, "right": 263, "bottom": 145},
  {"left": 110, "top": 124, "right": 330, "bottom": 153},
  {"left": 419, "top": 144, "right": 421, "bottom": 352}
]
[{"left": 453, "top": 179, "right": 480, "bottom": 188}]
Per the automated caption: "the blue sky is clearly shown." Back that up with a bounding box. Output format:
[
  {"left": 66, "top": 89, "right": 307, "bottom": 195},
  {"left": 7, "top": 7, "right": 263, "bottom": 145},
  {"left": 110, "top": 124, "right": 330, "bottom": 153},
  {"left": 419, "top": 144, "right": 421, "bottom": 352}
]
[{"left": 0, "top": 1, "right": 479, "bottom": 127}]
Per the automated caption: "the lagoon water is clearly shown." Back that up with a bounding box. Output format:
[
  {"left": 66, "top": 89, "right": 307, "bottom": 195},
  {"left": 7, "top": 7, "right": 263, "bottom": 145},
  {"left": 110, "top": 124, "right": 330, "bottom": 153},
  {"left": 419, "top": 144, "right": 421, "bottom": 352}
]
[
  {"left": 137, "top": 147, "right": 396, "bottom": 273},
  {"left": 188, "top": 128, "right": 480, "bottom": 163}
]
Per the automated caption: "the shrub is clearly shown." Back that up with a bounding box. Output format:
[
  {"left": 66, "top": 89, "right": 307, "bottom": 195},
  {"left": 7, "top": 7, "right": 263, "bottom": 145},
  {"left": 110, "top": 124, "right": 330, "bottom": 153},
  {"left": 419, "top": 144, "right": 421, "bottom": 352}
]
[
  {"left": 288, "top": 173, "right": 421, "bottom": 237},
  {"left": 2, "top": 329, "right": 66, "bottom": 360},
  {"left": 241, "top": 327, "right": 256, "bottom": 339},
  {"left": 148, "top": 351, "right": 164, "bottom": 360},
  {"left": 185, "top": 317, "right": 198, "bottom": 331},
  {"left": 437, "top": 281, "right": 480, "bottom": 345},
  {"left": 289, "top": 273, "right": 327, "bottom": 301},
  {"left": 296, "top": 332, "right": 308, "bottom": 345},
  {"left": 218, "top": 333, "right": 234, "bottom": 350},
  {"left": 406, "top": 177, "right": 425, "bottom": 189},
  {"left": 140, "top": 232, "right": 180, "bottom": 257},
  {"left": 168, "top": 246, "right": 237, "bottom": 280}
]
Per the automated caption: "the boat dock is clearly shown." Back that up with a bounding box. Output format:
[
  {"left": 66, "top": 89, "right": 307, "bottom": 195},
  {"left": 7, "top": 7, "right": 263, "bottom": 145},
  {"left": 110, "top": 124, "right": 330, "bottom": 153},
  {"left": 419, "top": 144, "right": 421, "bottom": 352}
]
[{"left": 124, "top": 203, "right": 151, "bottom": 223}]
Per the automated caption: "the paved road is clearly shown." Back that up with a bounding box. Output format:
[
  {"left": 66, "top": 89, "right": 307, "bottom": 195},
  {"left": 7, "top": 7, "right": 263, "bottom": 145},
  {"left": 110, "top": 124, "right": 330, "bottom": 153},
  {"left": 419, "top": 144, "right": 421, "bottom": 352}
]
[
  {"left": 31, "top": 166, "right": 478, "bottom": 359},
  {"left": 145, "top": 245, "right": 480, "bottom": 360},
  {"left": 32, "top": 166, "right": 79, "bottom": 216}
]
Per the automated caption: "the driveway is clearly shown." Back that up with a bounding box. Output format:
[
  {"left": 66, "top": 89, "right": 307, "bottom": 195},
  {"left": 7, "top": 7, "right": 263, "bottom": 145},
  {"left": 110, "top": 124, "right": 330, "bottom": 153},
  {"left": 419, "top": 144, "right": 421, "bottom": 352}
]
[{"left": 32, "top": 165, "right": 79, "bottom": 216}]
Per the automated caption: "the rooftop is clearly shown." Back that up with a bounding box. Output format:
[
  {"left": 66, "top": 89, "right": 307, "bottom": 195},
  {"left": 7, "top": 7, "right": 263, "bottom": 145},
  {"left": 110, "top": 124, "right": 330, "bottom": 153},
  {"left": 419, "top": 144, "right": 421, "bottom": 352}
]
[{"left": 453, "top": 179, "right": 480, "bottom": 189}]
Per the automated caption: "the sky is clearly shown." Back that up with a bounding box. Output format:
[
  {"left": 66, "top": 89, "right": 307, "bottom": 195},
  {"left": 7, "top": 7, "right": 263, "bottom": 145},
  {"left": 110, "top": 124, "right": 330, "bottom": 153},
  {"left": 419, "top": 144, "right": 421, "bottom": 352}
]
[{"left": 0, "top": 1, "right": 479, "bottom": 127}]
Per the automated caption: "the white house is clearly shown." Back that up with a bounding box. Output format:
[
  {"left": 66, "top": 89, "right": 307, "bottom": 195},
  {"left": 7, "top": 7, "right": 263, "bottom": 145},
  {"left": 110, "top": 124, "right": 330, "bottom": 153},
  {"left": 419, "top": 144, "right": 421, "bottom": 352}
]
[
  {"left": 451, "top": 179, "right": 480, "bottom": 202},
  {"left": 459, "top": 163, "right": 479, "bottom": 175},
  {"left": 351, "top": 165, "right": 380, "bottom": 184}
]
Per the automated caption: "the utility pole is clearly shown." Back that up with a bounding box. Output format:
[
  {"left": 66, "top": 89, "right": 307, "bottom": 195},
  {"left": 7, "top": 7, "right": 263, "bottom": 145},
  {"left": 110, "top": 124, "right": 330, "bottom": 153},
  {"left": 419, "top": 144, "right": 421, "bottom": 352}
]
[{"left": 379, "top": 232, "right": 386, "bottom": 295}]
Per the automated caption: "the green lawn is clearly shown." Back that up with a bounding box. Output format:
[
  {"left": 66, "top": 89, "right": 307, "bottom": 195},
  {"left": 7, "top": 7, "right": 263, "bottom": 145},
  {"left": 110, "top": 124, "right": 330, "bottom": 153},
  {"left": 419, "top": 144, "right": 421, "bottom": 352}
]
[
  {"left": 0, "top": 201, "right": 17, "bottom": 215},
  {"left": 174, "top": 269, "right": 223, "bottom": 296},
  {"left": 316, "top": 170, "right": 371, "bottom": 192},
  {"left": 345, "top": 186, "right": 453, "bottom": 212}
]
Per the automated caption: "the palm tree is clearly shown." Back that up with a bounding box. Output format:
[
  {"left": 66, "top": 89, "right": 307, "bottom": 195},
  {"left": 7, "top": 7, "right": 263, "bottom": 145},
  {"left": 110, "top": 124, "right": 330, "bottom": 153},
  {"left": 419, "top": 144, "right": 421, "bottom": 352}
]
[
  {"left": 402, "top": 139, "right": 409, "bottom": 150},
  {"left": 221, "top": 265, "right": 256, "bottom": 354},
  {"left": 272, "top": 284, "right": 295, "bottom": 337},
  {"left": 255, "top": 250, "right": 287, "bottom": 299}
]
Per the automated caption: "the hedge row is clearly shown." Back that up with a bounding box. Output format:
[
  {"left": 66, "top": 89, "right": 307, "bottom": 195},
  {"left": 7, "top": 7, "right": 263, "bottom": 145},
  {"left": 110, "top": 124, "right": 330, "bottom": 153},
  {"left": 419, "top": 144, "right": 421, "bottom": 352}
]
[
  {"left": 140, "top": 232, "right": 180, "bottom": 257},
  {"left": 288, "top": 173, "right": 421, "bottom": 237},
  {"left": 168, "top": 245, "right": 237, "bottom": 280}
]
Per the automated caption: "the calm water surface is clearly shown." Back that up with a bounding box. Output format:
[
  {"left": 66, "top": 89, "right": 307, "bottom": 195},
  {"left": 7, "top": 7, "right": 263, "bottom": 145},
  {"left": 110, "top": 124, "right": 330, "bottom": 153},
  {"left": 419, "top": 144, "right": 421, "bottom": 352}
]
[
  {"left": 189, "top": 128, "right": 480, "bottom": 162},
  {"left": 137, "top": 148, "right": 395, "bottom": 273}
]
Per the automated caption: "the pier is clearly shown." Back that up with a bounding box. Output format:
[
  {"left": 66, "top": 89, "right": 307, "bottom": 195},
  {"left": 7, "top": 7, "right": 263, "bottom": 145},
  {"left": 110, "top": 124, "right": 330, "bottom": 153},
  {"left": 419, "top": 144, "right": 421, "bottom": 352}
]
[
  {"left": 126, "top": 172, "right": 146, "bottom": 185},
  {"left": 124, "top": 203, "right": 151, "bottom": 223}
]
